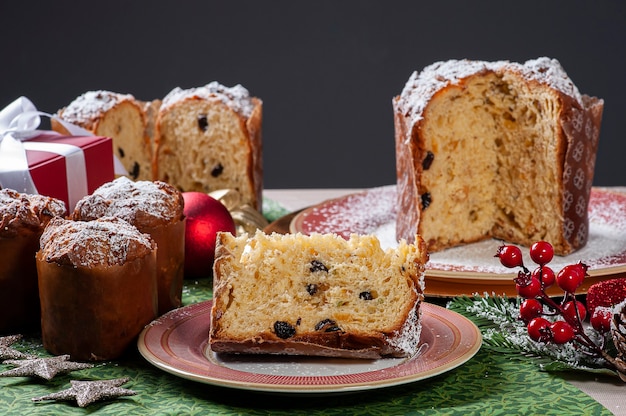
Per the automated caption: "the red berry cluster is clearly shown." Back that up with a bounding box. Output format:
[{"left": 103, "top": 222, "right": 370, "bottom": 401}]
[{"left": 496, "top": 241, "right": 611, "bottom": 348}]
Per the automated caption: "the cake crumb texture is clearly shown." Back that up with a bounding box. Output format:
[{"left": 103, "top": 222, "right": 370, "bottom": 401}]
[
  {"left": 210, "top": 231, "right": 427, "bottom": 358},
  {"left": 394, "top": 57, "right": 603, "bottom": 255}
]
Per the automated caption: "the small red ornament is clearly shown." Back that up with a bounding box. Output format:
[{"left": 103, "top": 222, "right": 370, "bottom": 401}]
[
  {"left": 182, "top": 192, "right": 236, "bottom": 278},
  {"left": 586, "top": 278, "right": 626, "bottom": 316}
]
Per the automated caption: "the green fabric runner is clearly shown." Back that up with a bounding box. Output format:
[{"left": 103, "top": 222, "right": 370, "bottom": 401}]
[{"left": 0, "top": 279, "right": 611, "bottom": 415}]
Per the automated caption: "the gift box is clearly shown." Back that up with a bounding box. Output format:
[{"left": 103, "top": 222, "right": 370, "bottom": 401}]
[
  {"left": 0, "top": 97, "right": 117, "bottom": 211},
  {"left": 22, "top": 133, "right": 114, "bottom": 211}
]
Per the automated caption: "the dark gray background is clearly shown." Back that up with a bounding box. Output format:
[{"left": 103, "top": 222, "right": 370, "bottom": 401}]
[{"left": 2, "top": 1, "right": 624, "bottom": 188}]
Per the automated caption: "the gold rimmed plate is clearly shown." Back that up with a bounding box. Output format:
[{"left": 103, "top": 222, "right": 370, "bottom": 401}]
[{"left": 137, "top": 300, "right": 481, "bottom": 394}]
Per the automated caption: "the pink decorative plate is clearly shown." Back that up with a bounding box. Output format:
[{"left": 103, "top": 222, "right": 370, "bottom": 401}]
[
  {"left": 290, "top": 186, "right": 626, "bottom": 297},
  {"left": 137, "top": 301, "right": 481, "bottom": 394}
]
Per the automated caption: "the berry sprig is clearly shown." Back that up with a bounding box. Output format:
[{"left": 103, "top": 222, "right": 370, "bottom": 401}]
[{"left": 495, "top": 241, "right": 626, "bottom": 378}]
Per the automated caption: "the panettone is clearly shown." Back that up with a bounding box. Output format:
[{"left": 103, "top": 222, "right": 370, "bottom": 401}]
[
  {"left": 154, "top": 82, "right": 263, "bottom": 210},
  {"left": 393, "top": 57, "right": 603, "bottom": 255},
  {"left": 210, "top": 231, "right": 427, "bottom": 358},
  {"left": 0, "top": 189, "right": 66, "bottom": 333},
  {"left": 52, "top": 90, "right": 155, "bottom": 181},
  {"left": 72, "top": 176, "right": 185, "bottom": 315},
  {"left": 36, "top": 216, "right": 157, "bottom": 361}
]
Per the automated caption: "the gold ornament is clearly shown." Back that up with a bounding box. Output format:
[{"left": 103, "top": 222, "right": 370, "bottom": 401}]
[{"left": 208, "top": 189, "right": 268, "bottom": 236}]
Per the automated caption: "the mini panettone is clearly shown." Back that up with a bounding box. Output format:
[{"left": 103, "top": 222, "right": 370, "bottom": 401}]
[
  {"left": 210, "top": 231, "right": 428, "bottom": 359},
  {"left": 36, "top": 216, "right": 158, "bottom": 361},
  {"left": 0, "top": 189, "right": 66, "bottom": 333},
  {"left": 154, "top": 82, "right": 263, "bottom": 210},
  {"left": 72, "top": 176, "right": 185, "bottom": 315},
  {"left": 393, "top": 57, "right": 603, "bottom": 255},
  {"left": 52, "top": 90, "right": 154, "bottom": 181}
]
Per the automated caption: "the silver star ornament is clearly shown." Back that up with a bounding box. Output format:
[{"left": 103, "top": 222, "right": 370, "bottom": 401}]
[
  {"left": 32, "top": 377, "right": 136, "bottom": 407},
  {"left": 0, "top": 354, "right": 93, "bottom": 380}
]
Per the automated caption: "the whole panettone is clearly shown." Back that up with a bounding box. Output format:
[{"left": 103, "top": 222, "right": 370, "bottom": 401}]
[
  {"left": 72, "top": 176, "right": 185, "bottom": 315},
  {"left": 0, "top": 189, "right": 66, "bottom": 333},
  {"left": 36, "top": 216, "right": 158, "bottom": 361}
]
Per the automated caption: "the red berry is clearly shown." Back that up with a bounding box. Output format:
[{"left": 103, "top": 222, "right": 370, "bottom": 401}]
[
  {"left": 562, "top": 300, "right": 587, "bottom": 322},
  {"left": 527, "top": 317, "right": 552, "bottom": 342},
  {"left": 519, "top": 298, "right": 543, "bottom": 322},
  {"left": 556, "top": 264, "right": 586, "bottom": 293},
  {"left": 530, "top": 241, "right": 554, "bottom": 266},
  {"left": 496, "top": 245, "right": 524, "bottom": 269},
  {"left": 516, "top": 277, "right": 542, "bottom": 299},
  {"left": 532, "top": 266, "right": 556, "bottom": 288},
  {"left": 550, "top": 320, "right": 575, "bottom": 344},
  {"left": 590, "top": 309, "right": 612, "bottom": 333}
]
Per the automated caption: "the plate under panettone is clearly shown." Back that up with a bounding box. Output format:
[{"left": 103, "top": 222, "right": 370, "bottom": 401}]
[
  {"left": 289, "top": 185, "right": 626, "bottom": 297},
  {"left": 137, "top": 300, "right": 481, "bottom": 394}
]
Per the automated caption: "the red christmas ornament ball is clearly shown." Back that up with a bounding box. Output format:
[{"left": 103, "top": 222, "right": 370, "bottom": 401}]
[{"left": 182, "top": 192, "right": 236, "bottom": 278}]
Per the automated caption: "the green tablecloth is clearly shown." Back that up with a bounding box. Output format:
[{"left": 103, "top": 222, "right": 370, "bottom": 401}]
[{"left": 0, "top": 279, "right": 611, "bottom": 415}]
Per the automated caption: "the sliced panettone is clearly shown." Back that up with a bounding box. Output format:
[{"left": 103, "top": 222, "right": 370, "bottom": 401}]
[
  {"left": 393, "top": 57, "right": 603, "bottom": 255},
  {"left": 52, "top": 90, "right": 154, "bottom": 181},
  {"left": 154, "top": 82, "right": 263, "bottom": 210},
  {"left": 210, "top": 231, "right": 428, "bottom": 359}
]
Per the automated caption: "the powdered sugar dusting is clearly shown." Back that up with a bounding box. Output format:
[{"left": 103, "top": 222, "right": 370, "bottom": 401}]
[
  {"left": 161, "top": 81, "right": 255, "bottom": 117},
  {"left": 58, "top": 90, "right": 135, "bottom": 124},
  {"left": 39, "top": 216, "right": 154, "bottom": 267},
  {"left": 72, "top": 177, "right": 184, "bottom": 227},
  {"left": 397, "top": 57, "right": 583, "bottom": 129},
  {"left": 296, "top": 186, "right": 626, "bottom": 274},
  {"left": 0, "top": 188, "right": 66, "bottom": 236},
  {"left": 299, "top": 185, "right": 396, "bottom": 237}
]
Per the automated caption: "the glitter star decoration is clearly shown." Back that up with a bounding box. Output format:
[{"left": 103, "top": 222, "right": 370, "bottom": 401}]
[
  {"left": 32, "top": 377, "right": 136, "bottom": 408},
  {"left": 0, "top": 354, "right": 93, "bottom": 380},
  {"left": 0, "top": 335, "right": 35, "bottom": 360}
]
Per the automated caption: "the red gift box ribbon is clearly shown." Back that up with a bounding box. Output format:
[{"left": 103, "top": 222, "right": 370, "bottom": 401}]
[{"left": 0, "top": 97, "right": 126, "bottom": 209}]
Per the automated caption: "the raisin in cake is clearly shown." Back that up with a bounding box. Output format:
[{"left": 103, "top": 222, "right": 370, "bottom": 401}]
[
  {"left": 210, "top": 231, "right": 427, "bottom": 358},
  {"left": 154, "top": 82, "right": 263, "bottom": 210},
  {"left": 393, "top": 57, "right": 603, "bottom": 255},
  {"left": 52, "top": 90, "right": 154, "bottom": 180}
]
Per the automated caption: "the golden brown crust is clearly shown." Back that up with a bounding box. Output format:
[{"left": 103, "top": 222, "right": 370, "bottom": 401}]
[
  {"left": 71, "top": 176, "right": 185, "bottom": 314},
  {"left": 247, "top": 97, "right": 264, "bottom": 211}
]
